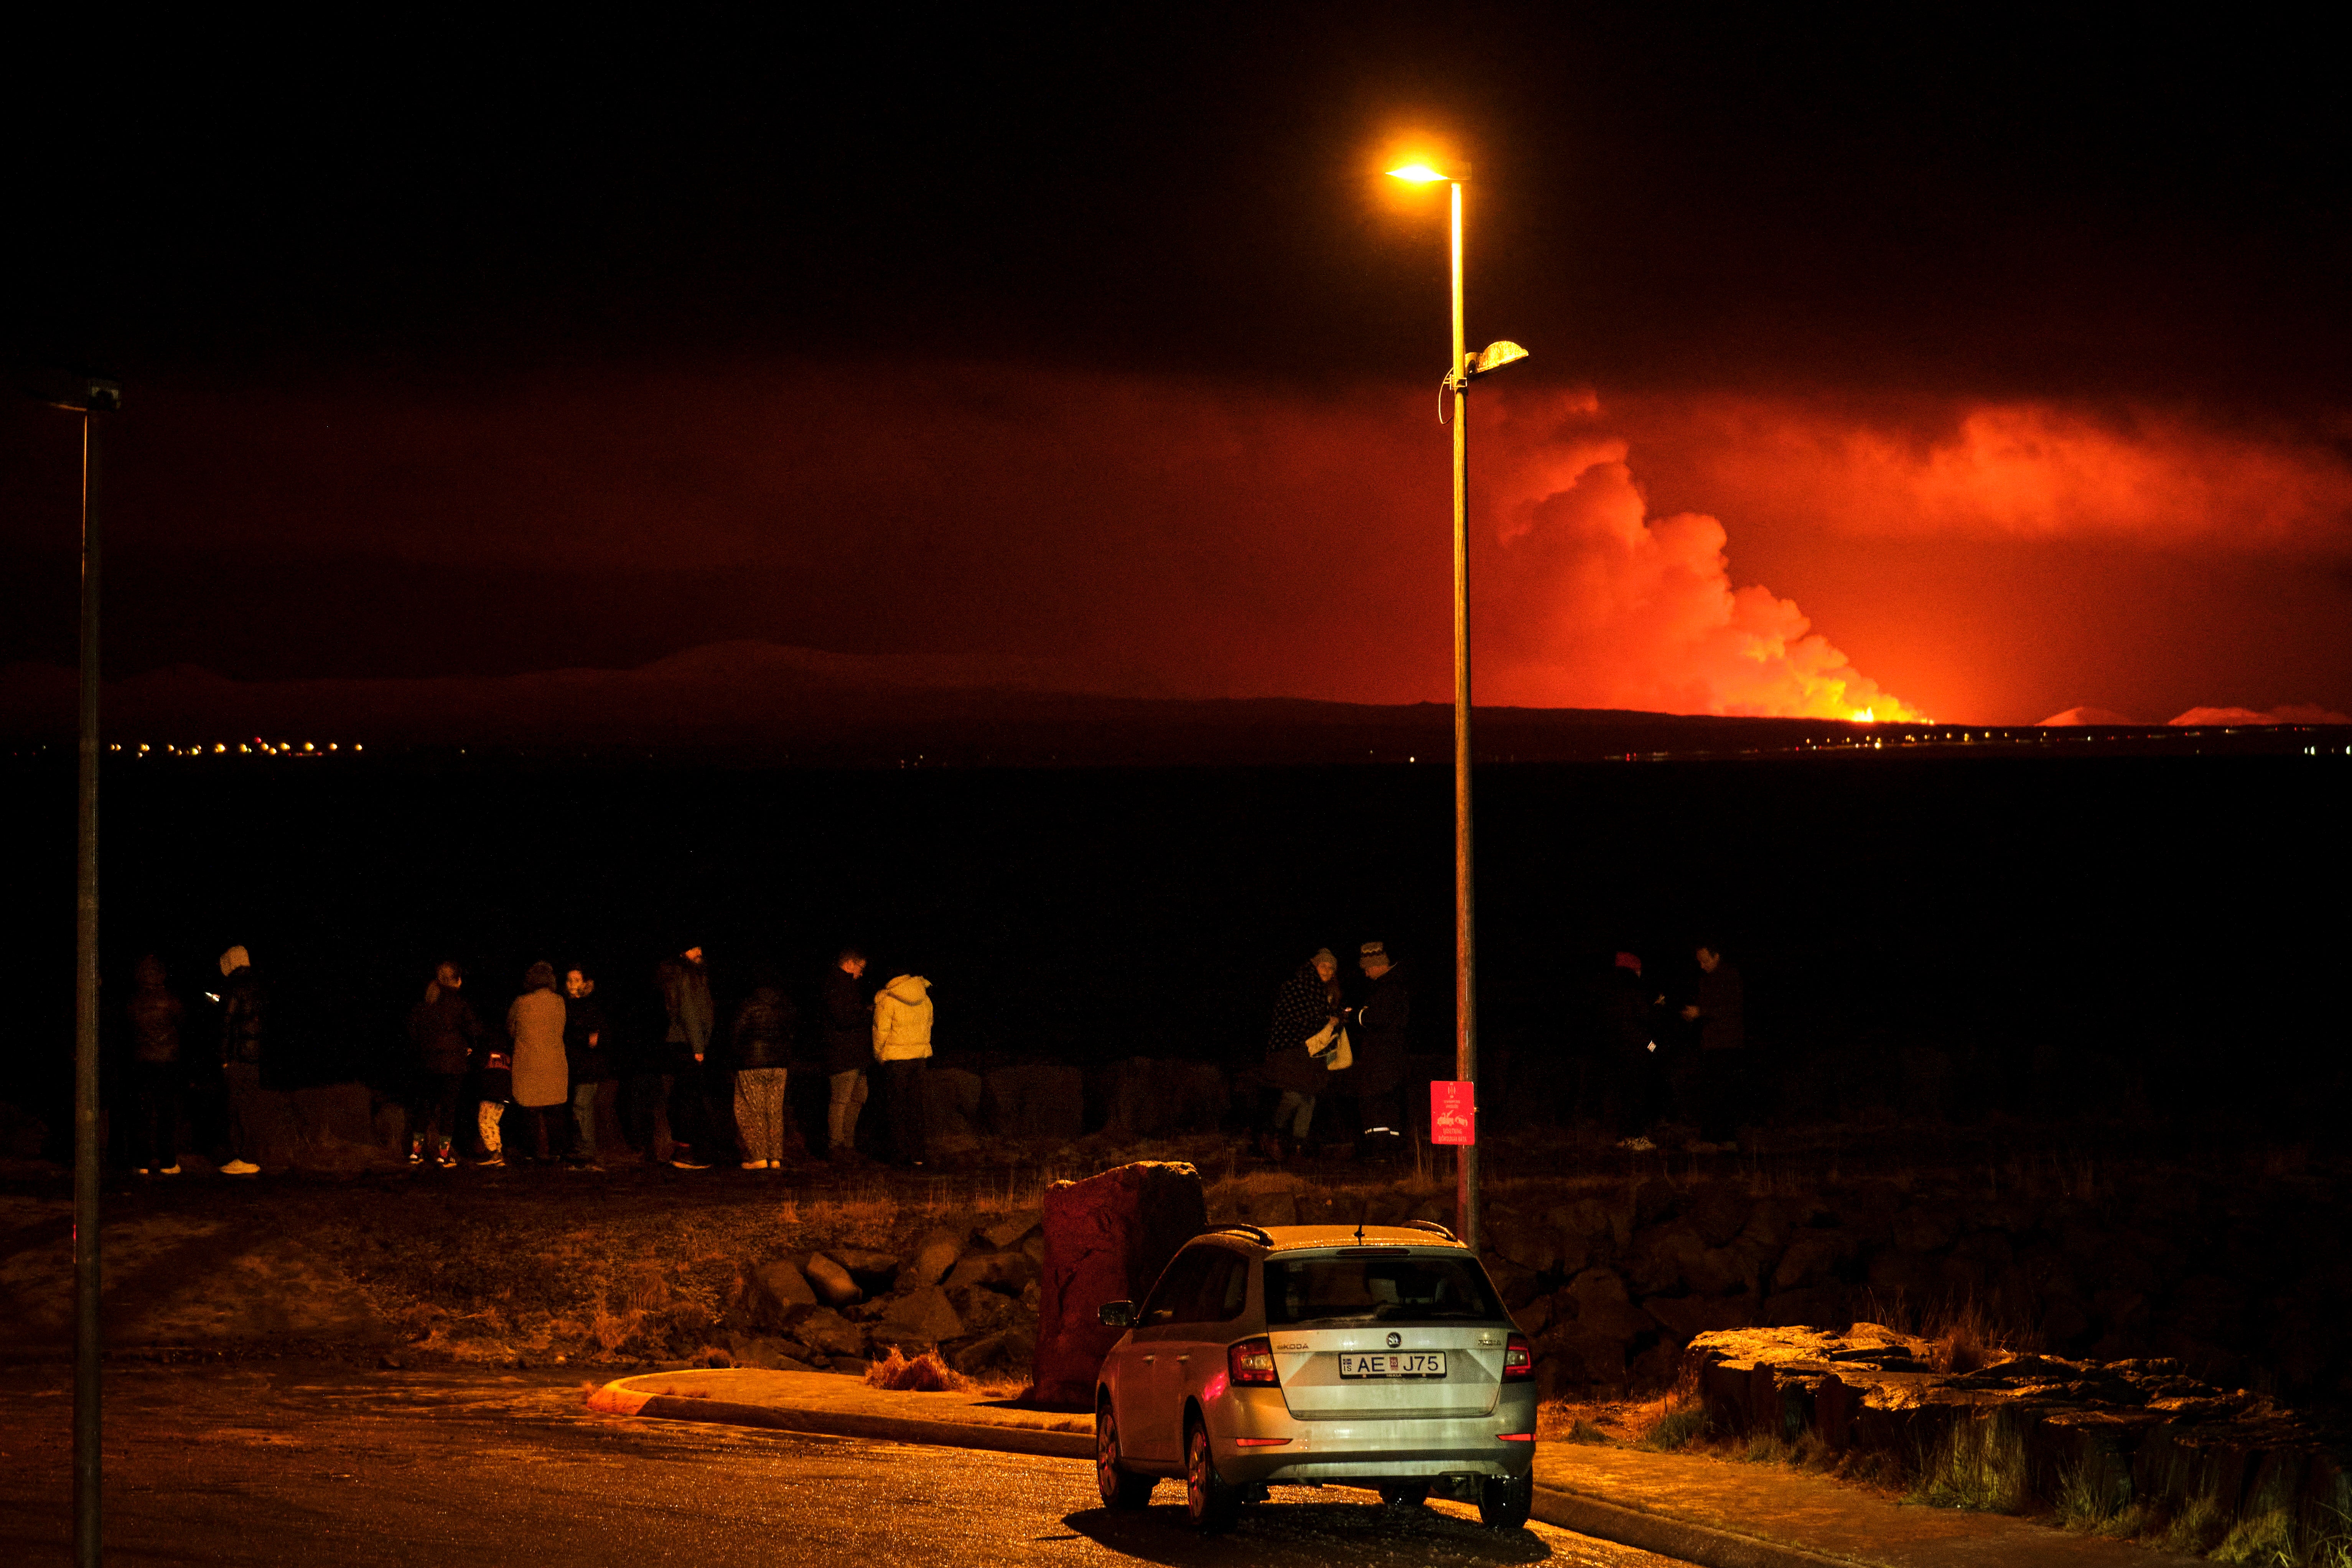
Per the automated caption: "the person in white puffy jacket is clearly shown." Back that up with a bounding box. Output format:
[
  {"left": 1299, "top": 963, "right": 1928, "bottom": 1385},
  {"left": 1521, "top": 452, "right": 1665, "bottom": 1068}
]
[{"left": 872, "top": 974, "right": 934, "bottom": 1166}]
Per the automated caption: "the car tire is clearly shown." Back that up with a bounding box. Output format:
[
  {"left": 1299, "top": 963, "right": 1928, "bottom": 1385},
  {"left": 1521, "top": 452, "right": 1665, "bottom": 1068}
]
[
  {"left": 1184, "top": 1416, "right": 1240, "bottom": 1534},
  {"left": 1376, "top": 1483, "right": 1429, "bottom": 1508},
  {"left": 1478, "top": 1471, "right": 1533, "bottom": 1530},
  {"left": 1096, "top": 1399, "right": 1155, "bottom": 1511}
]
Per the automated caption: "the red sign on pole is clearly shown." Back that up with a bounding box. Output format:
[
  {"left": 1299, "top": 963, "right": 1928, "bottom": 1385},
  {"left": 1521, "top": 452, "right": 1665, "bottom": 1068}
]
[{"left": 1430, "top": 1080, "right": 1476, "bottom": 1146}]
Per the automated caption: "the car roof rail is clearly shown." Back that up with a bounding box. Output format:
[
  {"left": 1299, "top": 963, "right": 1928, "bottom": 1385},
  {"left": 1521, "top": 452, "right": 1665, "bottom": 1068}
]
[
  {"left": 1403, "top": 1219, "right": 1458, "bottom": 1241},
  {"left": 1198, "top": 1223, "right": 1275, "bottom": 1247}
]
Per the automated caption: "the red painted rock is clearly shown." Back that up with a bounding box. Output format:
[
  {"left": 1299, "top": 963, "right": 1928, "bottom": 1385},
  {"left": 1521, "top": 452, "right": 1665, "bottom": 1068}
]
[{"left": 1030, "top": 1160, "right": 1206, "bottom": 1409}]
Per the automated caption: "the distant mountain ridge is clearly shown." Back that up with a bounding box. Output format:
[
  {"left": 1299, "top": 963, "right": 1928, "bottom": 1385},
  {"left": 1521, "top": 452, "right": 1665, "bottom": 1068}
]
[{"left": 13, "top": 639, "right": 2322, "bottom": 766}]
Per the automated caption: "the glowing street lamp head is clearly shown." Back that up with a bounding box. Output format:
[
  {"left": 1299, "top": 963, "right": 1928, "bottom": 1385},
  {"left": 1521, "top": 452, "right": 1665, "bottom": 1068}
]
[{"left": 1387, "top": 160, "right": 1468, "bottom": 184}]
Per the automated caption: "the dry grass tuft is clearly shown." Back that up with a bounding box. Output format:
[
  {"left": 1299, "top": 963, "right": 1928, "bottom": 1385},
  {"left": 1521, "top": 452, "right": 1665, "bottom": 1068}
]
[
  {"left": 865, "top": 1346, "right": 971, "bottom": 1393},
  {"left": 1910, "top": 1411, "right": 2029, "bottom": 1514}
]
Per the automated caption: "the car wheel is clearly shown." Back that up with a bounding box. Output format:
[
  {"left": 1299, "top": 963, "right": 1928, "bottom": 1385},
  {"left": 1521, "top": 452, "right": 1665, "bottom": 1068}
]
[
  {"left": 1376, "top": 1483, "right": 1429, "bottom": 1508},
  {"left": 1184, "top": 1416, "right": 1240, "bottom": 1533},
  {"left": 1096, "top": 1399, "right": 1155, "bottom": 1511},
  {"left": 1478, "top": 1472, "right": 1533, "bottom": 1530}
]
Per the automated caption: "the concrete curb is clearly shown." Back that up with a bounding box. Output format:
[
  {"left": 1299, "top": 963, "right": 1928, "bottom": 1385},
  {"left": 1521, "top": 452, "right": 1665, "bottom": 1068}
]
[
  {"left": 585, "top": 1383, "right": 1097, "bottom": 1461},
  {"left": 1532, "top": 1483, "right": 1860, "bottom": 1568},
  {"left": 591, "top": 1379, "right": 1880, "bottom": 1565}
]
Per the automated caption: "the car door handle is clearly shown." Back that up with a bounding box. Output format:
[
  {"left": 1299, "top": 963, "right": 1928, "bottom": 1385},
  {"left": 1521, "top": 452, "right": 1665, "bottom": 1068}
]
[
  {"left": 1176, "top": 1354, "right": 1190, "bottom": 1362},
  {"left": 1142, "top": 1355, "right": 1155, "bottom": 1364}
]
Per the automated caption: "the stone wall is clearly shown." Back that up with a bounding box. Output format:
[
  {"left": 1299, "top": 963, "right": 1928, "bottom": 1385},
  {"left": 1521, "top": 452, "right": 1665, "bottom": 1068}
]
[{"left": 1213, "top": 1165, "right": 2352, "bottom": 1413}]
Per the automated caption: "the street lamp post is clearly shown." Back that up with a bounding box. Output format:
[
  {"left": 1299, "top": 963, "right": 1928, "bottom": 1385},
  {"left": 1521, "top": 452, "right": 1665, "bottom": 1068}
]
[
  {"left": 43, "top": 373, "right": 120, "bottom": 1568},
  {"left": 1386, "top": 161, "right": 1525, "bottom": 1254}
]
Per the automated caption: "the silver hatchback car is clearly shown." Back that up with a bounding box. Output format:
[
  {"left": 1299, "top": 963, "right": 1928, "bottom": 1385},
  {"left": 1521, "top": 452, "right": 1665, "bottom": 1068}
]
[{"left": 1093, "top": 1221, "right": 1536, "bottom": 1532}]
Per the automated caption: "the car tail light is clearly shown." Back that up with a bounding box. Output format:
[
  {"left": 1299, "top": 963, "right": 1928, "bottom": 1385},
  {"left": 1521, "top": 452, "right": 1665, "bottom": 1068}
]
[
  {"left": 1228, "top": 1337, "right": 1279, "bottom": 1386},
  {"left": 1502, "top": 1333, "right": 1533, "bottom": 1381},
  {"left": 1497, "top": 1431, "right": 1535, "bottom": 1441}
]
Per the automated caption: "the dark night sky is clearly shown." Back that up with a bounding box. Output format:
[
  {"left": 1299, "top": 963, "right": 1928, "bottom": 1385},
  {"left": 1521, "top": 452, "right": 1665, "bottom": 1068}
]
[{"left": 5, "top": 6, "right": 2350, "bottom": 724}]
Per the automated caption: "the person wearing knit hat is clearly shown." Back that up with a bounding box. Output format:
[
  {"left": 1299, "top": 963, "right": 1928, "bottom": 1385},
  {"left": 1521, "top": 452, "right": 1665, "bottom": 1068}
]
[
  {"left": 214, "top": 945, "right": 265, "bottom": 1174},
  {"left": 1261, "top": 947, "right": 1342, "bottom": 1160}
]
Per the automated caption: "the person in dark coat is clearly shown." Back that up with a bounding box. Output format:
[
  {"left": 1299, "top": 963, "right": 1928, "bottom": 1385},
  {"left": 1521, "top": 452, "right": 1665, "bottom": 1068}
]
[
  {"left": 407, "top": 960, "right": 484, "bottom": 1168},
  {"left": 1600, "top": 951, "right": 1664, "bottom": 1137},
  {"left": 125, "top": 954, "right": 185, "bottom": 1175},
  {"left": 1681, "top": 942, "right": 1746, "bottom": 1145},
  {"left": 1262, "top": 948, "right": 1342, "bottom": 1158},
  {"left": 1350, "top": 941, "right": 1410, "bottom": 1162},
  {"left": 730, "top": 971, "right": 798, "bottom": 1169},
  {"left": 656, "top": 944, "right": 719, "bottom": 1169},
  {"left": 215, "top": 945, "right": 265, "bottom": 1175},
  {"left": 563, "top": 965, "right": 614, "bottom": 1166},
  {"left": 821, "top": 948, "right": 871, "bottom": 1161}
]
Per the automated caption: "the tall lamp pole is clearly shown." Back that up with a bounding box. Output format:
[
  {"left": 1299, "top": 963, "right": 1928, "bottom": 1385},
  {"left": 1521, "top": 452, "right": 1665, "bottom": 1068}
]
[
  {"left": 1386, "top": 161, "right": 1525, "bottom": 1253},
  {"left": 44, "top": 373, "right": 120, "bottom": 1568}
]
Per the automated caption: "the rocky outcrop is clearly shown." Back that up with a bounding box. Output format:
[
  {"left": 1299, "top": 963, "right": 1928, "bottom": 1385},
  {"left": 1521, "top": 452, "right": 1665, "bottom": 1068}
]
[
  {"left": 1688, "top": 1324, "right": 2352, "bottom": 1544},
  {"left": 1031, "top": 1161, "right": 1206, "bottom": 1409}
]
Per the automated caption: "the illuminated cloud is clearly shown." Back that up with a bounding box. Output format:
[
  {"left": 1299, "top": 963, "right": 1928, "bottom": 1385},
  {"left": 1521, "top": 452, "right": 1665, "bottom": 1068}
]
[
  {"left": 1469, "top": 421, "right": 1925, "bottom": 720},
  {"left": 1609, "top": 395, "right": 2352, "bottom": 554}
]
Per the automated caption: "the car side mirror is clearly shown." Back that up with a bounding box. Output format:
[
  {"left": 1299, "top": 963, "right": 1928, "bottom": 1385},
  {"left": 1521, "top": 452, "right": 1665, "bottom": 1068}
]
[{"left": 1098, "top": 1300, "right": 1135, "bottom": 1328}]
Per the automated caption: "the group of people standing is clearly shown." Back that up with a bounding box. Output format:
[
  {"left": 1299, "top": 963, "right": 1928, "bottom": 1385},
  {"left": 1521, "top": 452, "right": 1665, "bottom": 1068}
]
[
  {"left": 402, "top": 943, "right": 940, "bottom": 1172},
  {"left": 112, "top": 939, "right": 939, "bottom": 1176},
  {"left": 1591, "top": 942, "right": 1747, "bottom": 1145},
  {"left": 122, "top": 945, "right": 267, "bottom": 1176},
  {"left": 1259, "top": 936, "right": 1750, "bottom": 1158},
  {"left": 1261, "top": 940, "right": 1413, "bottom": 1163}
]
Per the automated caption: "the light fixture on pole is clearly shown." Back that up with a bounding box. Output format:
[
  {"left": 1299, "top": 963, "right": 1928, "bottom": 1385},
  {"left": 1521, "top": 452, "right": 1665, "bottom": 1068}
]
[
  {"left": 35, "top": 371, "right": 120, "bottom": 1568},
  {"left": 1385, "top": 156, "right": 1525, "bottom": 1253}
]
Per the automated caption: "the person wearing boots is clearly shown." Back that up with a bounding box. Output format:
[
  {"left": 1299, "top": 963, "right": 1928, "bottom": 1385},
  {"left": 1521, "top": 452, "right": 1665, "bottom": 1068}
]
[
  {"left": 125, "top": 955, "right": 185, "bottom": 1176},
  {"left": 215, "top": 946, "right": 266, "bottom": 1175},
  {"left": 408, "top": 960, "right": 484, "bottom": 1168}
]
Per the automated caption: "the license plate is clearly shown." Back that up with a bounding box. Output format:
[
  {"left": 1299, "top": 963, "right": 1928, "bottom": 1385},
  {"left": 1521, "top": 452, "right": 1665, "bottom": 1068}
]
[{"left": 1339, "top": 1351, "right": 1446, "bottom": 1379}]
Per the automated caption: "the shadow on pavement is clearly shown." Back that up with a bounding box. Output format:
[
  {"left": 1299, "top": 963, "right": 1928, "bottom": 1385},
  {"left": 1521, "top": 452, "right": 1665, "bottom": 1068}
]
[{"left": 1063, "top": 1498, "right": 1555, "bottom": 1565}]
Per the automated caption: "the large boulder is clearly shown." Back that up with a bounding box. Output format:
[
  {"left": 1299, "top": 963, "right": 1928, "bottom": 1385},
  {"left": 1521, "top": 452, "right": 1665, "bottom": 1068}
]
[
  {"left": 873, "top": 1286, "right": 965, "bottom": 1349},
  {"left": 734, "top": 1259, "right": 817, "bottom": 1328},
  {"left": 984, "top": 1066, "right": 1085, "bottom": 1140},
  {"left": 949, "top": 1285, "right": 1023, "bottom": 1334},
  {"left": 828, "top": 1247, "right": 901, "bottom": 1292},
  {"left": 944, "top": 1250, "right": 1036, "bottom": 1292},
  {"left": 950, "top": 1326, "right": 1037, "bottom": 1376},
  {"left": 1031, "top": 1160, "right": 1206, "bottom": 1408},
  {"left": 978, "top": 1212, "right": 1041, "bottom": 1251},
  {"left": 803, "top": 1253, "right": 863, "bottom": 1306},
  {"left": 906, "top": 1229, "right": 965, "bottom": 1288},
  {"left": 787, "top": 1306, "right": 869, "bottom": 1359}
]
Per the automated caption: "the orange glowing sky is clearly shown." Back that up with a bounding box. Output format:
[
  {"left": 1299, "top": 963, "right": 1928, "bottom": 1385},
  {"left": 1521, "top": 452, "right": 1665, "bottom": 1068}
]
[
  {"left": 6, "top": 362, "right": 2346, "bottom": 727},
  {"left": 5, "top": 13, "right": 2350, "bottom": 726}
]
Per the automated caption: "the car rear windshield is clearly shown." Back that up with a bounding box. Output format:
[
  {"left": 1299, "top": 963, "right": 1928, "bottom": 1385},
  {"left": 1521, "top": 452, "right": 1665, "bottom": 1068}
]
[{"left": 1263, "top": 1251, "right": 1505, "bottom": 1325}]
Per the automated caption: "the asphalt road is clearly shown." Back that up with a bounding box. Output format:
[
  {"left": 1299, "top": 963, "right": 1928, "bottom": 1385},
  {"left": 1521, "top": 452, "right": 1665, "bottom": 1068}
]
[{"left": 0, "top": 1364, "right": 1688, "bottom": 1566}]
